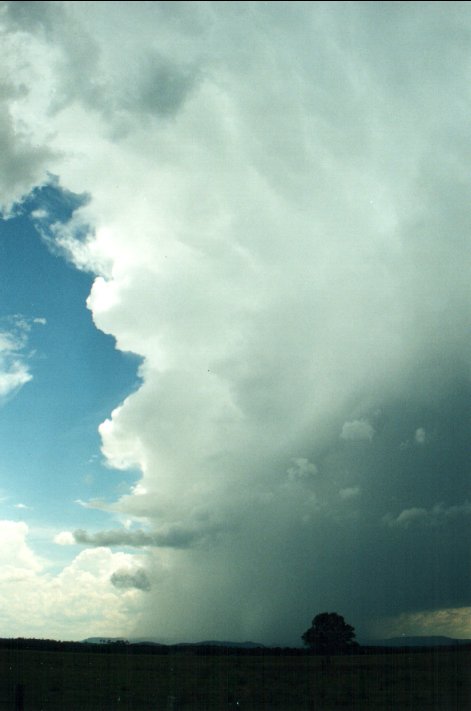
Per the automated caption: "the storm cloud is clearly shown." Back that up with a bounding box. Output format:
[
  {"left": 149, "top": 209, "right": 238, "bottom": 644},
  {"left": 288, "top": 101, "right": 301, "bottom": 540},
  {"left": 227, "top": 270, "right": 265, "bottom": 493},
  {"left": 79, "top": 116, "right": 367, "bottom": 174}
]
[
  {"left": 1, "top": 1, "right": 470, "bottom": 644},
  {"left": 110, "top": 568, "right": 151, "bottom": 592},
  {"left": 73, "top": 523, "right": 222, "bottom": 549}
]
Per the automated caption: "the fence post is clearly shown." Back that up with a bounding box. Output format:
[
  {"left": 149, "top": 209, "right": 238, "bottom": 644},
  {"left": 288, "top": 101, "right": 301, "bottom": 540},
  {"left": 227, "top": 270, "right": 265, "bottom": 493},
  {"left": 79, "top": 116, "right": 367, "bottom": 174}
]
[{"left": 15, "top": 683, "right": 24, "bottom": 711}]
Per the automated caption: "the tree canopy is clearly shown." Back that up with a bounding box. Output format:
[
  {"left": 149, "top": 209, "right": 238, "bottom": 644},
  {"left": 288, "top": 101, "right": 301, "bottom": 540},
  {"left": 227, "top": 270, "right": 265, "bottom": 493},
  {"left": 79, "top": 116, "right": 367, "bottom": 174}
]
[{"left": 301, "top": 612, "right": 357, "bottom": 655}]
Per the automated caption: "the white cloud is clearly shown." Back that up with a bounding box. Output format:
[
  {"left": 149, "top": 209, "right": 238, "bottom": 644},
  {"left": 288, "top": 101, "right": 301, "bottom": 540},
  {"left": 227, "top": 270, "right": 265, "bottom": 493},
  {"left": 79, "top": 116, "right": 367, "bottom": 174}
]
[
  {"left": 54, "top": 531, "right": 76, "bottom": 546},
  {"left": 414, "top": 427, "right": 426, "bottom": 444},
  {"left": 384, "top": 501, "right": 471, "bottom": 528},
  {"left": 384, "top": 507, "right": 428, "bottom": 528},
  {"left": 31, "top": 208, "right": 48, "bottom": 219},
  {"left": 339, "top": 486, "right": 361, "bottom": 500},
  {"left": 0, "top": 520, "right": 147, "bottom": 639},
  {"left": 287, "top": 458, "right": 317, "bottom": 482},
  {"left": 0, "top": 327, "right": 32, "bottom": 400},
  {"left": 0, "top": 520, "right": 44, "bottom": 578},
  {"left": 340, "top": 419, "right": 375, "bottom": 442},
  {"left": 0, "top": 365, "right": 31, "bottom": 399},
  {"left": 0, "top": 316, "right": 44, "bottom": 402}
]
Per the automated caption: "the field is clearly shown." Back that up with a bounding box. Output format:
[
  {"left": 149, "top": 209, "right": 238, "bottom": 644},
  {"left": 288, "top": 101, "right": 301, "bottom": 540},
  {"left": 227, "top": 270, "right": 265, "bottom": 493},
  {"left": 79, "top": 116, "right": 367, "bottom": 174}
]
[{"left": 0, "top": 647, "right": 469, "bottom": 710}]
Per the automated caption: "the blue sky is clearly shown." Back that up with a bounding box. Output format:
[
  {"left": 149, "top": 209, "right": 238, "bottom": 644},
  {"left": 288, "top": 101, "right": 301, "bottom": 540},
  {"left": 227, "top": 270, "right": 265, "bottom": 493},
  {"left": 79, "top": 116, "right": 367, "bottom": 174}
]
[
  {"left": 0, "top": 1, "right": 470, "bottom": 645},
  {"left": 0, "top": 184, "right": 141, "bottom": 548}
]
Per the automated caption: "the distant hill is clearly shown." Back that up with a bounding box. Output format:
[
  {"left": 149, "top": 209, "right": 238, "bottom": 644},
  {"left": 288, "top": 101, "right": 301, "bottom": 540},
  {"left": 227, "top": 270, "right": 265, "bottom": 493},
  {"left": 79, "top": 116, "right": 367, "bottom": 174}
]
[
  {"left": 177, "top": 640, "right": 265, "bottom": 649},
  {"left": 83, "top": 637, "right": 264, "bottom": 649},
  {"left": 365, "top": 636, "right": 471, "bottom": 648},
  {"left": 83, "top": 637, "right": 130, "bottom": 645}
]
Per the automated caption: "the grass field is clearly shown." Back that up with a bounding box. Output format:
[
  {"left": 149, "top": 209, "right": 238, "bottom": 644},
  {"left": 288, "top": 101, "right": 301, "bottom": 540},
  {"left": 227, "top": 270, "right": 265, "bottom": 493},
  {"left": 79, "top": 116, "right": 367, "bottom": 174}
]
[{"left": 0, "top": 647, "right": 469, "bottom": 709}]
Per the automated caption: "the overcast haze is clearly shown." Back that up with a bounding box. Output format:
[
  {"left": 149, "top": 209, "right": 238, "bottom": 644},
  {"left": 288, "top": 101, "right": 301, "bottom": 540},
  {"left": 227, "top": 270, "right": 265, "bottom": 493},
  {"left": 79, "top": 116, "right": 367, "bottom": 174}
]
[{"left": 0, "top": 1, "right": 470, "bottom": 645}]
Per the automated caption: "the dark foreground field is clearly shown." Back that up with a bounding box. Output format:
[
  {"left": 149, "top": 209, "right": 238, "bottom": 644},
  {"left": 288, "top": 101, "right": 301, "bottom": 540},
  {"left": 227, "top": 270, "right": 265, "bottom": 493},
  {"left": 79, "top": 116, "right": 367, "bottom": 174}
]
[{"left": 0, "top": 647, "right": 469, "bottom": 710}]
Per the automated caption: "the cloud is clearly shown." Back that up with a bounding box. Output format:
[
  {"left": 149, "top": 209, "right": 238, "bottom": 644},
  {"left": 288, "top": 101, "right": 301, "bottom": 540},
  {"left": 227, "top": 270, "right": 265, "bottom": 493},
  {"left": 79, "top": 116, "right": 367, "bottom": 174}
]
[
  {"left": 0, "top": 520, "right": 44, "bottom": 578},
  {"left": 0, "top": 519, "right": 146, "bottom": 639},
  {"left": 0, "top": 315, "right": 48, "bottom": 402},
  {"left": 287, "top": 457, "right": 317, "bottom": 482},
  {"left": 339, "top": 487, "right": 360, "bottom": 500},
  {"left": 384, "top": 507, "right": 428, "bottom": 528},
  {"left": 1, "top": 1, "right": 470, "bottom": 643},
  {"left": 0, "top": 90, "right": 54, "bottom": 214},
  {"left": 414, "top": 427, "right": 426, "bottom": 444},
  {"left": 399, "top": 426, "right": 428, "bottom": 450},
  {"left": 127, "top": 51, "right": 199, "bottom": 119},
  {"left": 0, "top": 366, "right": 31, "bottom": 399},
  {"left": 110, "top": 568, "right": 151, "bottom": 592},
  {"left": 54, "top": 531, "right": 76, "bottom": 546},
  {"left": 72, "top": 524, "right": 220, "bottom": 549},
  {"left": 384, "top": 501, "right": 471, "bottom": 528},
  {"left": 340, "top": 419, "right": 375, "bottom": 442},
  {"left": 0, "top": 320, "right": 34, "bottom": 401},
  {"left": 375, "top": 606, "right": 471, "bottom": 640}
]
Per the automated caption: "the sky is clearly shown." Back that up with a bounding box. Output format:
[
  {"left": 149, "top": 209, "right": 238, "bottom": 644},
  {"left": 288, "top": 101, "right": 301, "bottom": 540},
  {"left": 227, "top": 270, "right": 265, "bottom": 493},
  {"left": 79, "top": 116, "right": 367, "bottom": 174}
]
[{"left": 0, "top": 0, "right": 469, "bottom": 645}]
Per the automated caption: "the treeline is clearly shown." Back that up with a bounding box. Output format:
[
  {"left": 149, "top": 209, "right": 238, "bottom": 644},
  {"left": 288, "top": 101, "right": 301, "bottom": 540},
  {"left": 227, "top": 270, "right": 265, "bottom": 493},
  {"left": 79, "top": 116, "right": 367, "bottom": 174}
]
[
  {"left": 0, "top": 637, "right": 469, "bottom": 657},
  {"left": 0, "top": 638, "right": 295, "bottom": 656}
]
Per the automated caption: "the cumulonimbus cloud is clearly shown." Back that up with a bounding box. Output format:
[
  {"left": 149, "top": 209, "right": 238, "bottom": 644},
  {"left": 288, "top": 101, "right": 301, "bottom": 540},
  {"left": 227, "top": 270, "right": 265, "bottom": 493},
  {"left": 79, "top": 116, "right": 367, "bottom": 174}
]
[{"left": 1, "top": 1, "right": 470, "bottom": 644}]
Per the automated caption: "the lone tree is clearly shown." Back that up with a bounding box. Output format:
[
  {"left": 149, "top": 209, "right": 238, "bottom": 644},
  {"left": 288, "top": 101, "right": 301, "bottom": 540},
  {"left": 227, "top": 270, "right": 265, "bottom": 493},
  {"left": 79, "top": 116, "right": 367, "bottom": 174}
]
[{"left": 302, "top": 612, "right": 357, "bottom": 655}]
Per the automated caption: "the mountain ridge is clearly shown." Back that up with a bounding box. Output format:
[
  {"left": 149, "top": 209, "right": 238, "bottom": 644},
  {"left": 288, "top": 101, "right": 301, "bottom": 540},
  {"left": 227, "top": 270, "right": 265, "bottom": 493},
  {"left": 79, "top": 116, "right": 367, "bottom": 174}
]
[
  {"left": 363, "top": 635, "right": 471, "bottom": 648},
  {"left": 82, "top": 637, "right": 265, "bottom": 648}
]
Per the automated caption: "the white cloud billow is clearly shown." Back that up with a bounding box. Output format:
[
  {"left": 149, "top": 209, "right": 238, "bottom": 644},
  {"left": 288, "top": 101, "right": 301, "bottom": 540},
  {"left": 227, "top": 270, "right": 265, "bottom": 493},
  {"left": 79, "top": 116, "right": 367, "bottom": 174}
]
[
  {"left": 287, "top": 458, "right": 317, "bottom": 482},
  {"left": 340, "top": 419, "right": 375, "bottom": 442},
  {"left": 414, "top": 427, "right": 426, "bottom": 445},
  {"left": 0, "top": 520, "right": 147, "bottom": 640},
  {"left": 0, "top": 520, "right": 44, "bottom": 579},
  {"left": 384, "top": 501, "right": 471, "bottom": 528},
  {"left": 54, "top": 531, "right": 76, "bottom": 546},
  {"left": 339, "top": 487, "right": 361, "bottom": 500}
]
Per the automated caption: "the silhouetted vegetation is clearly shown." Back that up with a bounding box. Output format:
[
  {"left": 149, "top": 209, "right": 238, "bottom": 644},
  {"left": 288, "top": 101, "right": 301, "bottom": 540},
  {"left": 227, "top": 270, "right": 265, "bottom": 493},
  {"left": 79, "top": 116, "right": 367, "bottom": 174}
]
[
  {"left": 302, "top": 612, "right": 358, "bottom": 654},
  {"left": 0, "top": 635, "right": 469, "bottom": 657}
]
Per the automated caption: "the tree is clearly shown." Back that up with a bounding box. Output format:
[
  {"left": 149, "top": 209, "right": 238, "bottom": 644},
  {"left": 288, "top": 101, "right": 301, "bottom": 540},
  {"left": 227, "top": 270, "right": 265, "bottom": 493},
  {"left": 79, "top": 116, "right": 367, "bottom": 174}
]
[{"left": 301, "top": 612, "right": 357, "bottom": 655}]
